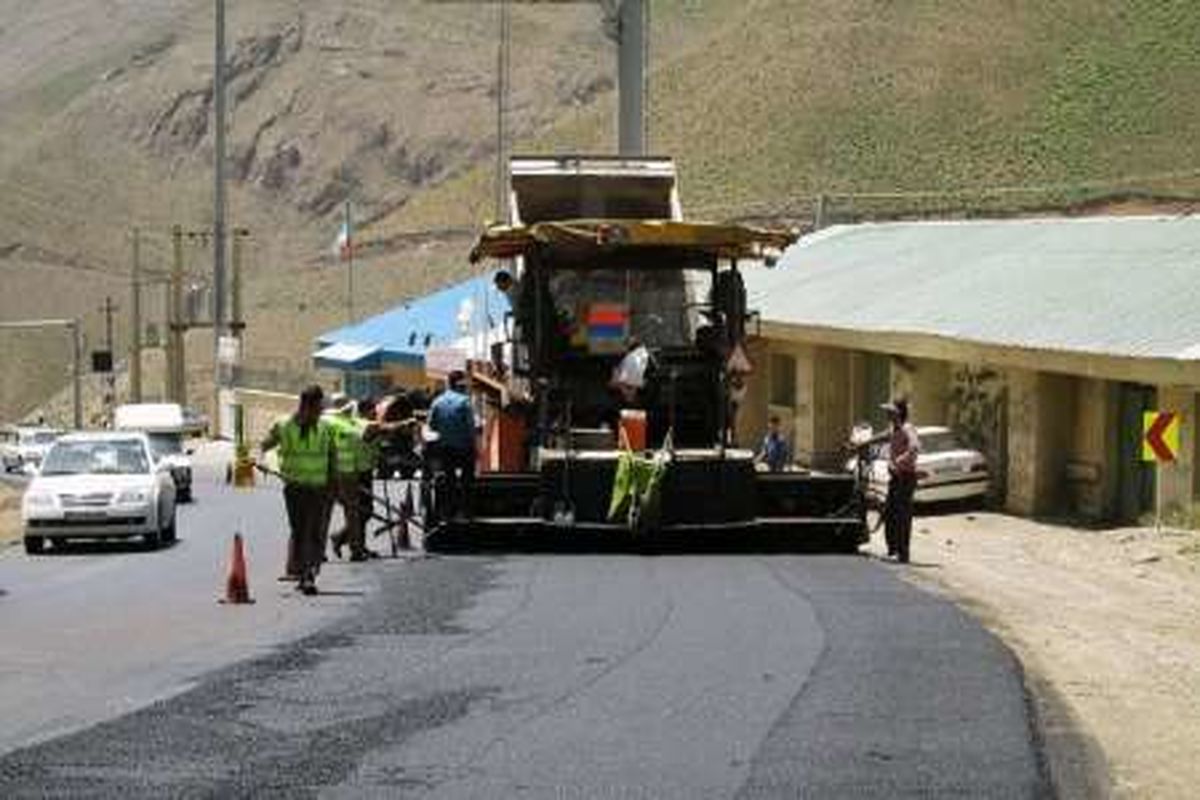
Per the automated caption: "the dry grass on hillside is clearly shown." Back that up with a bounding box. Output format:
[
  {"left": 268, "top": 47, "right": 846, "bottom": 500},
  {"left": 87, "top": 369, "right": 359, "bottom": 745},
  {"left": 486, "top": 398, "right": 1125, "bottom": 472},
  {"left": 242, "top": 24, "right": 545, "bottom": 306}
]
[{"left": 6, "top": 1, "right": 1200, "bottom": 419}]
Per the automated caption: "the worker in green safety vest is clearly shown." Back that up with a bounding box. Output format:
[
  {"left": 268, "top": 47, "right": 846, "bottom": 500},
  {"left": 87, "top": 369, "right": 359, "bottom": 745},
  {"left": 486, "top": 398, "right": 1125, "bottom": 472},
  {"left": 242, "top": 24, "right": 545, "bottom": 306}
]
[
  {"left": 326, "top": 397, "right": 371, "bottom": 561},
  {"left": 353, "top": 396, "right": 382, "bottom": 556},
  {"left": 260, "top": 384, "right": 335, "bottom": 595}
]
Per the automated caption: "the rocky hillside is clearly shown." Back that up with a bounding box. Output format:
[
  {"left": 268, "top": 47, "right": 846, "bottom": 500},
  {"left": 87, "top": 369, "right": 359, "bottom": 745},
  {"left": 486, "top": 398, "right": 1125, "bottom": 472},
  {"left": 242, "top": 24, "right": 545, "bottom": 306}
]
[{"left": 3, "top": 0, "right": 1200, "bottom": 420}]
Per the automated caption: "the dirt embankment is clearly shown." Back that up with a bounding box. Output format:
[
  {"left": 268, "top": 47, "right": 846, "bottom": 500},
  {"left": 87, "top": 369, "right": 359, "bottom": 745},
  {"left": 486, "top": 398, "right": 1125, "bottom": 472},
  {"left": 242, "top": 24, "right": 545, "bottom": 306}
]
[
  {"left": 879, "top": 513, "right": 1200, "bottom": 800},
  {"left": 0, "top": 483, "right": 22, "bottom": 546}
]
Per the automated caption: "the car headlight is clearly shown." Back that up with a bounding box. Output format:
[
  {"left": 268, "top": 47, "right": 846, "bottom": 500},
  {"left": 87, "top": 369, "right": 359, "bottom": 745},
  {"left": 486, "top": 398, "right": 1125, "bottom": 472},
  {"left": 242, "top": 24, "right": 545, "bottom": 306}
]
[
  {"left": 24, "top": 493, "right": 56, "bottom": 509},
  {"left": 116, "top": 489, "right": 150, "bottom": 504}
]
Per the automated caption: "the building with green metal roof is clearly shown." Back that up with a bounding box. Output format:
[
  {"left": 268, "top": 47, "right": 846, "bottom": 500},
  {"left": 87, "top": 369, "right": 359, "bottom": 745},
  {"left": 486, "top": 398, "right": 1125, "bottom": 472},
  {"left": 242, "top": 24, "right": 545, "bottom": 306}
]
[{"left": 741, "top": 216, "right": 1200, "bottom": 525}]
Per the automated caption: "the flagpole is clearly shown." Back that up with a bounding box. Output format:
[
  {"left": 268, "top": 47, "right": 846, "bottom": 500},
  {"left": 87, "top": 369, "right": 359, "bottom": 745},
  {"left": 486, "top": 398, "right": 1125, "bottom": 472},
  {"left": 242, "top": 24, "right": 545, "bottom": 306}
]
[{"left": 345, "top": 200, "right": 354, "bottom": 324}]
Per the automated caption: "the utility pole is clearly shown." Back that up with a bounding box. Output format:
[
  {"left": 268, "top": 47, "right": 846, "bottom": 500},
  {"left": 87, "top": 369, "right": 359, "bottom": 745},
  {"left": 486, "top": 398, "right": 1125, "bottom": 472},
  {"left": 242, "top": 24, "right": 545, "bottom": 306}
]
[
  {"left": 70, "top": 320, "right": 82, "bottom": 430},
  {"left": 231, "top": 227, "right": 249, "bottom": 381},
  {"left": 130, "top": 229, "right": 142, "bottom": 403},
  {"left": 495, "top": 0, "right": 511, "bottom": 222},
  {"left": 617, "top": 0, "right": 646, "bottom": 156},
  {"left": 344, "top": 201, "right": 355, "bottom": 324},
  {"left": 169, "top": 225, "right": 187, "bottom": 407},
  {"left": 434, "top": 0, "right": 650, "bottom": 166},
  {"left": 213, "top": 0, "right": 229, "bottom": 437},
  {"left": 101, "top": 296, "right": 117, "bottom": 425}
]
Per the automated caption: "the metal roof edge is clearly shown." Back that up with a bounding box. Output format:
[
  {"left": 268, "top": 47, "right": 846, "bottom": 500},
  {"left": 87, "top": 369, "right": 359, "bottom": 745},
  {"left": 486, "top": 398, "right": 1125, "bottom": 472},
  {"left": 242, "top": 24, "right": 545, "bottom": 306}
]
[{"left": 759, "top": 320, "right": 1200, "bottom": 387}]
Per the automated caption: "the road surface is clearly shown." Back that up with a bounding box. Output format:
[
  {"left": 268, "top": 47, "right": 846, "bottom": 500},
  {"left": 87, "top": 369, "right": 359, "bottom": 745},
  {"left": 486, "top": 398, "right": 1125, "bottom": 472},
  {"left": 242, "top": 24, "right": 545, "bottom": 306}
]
[
  {"left": 0, "top": 445, "right": 376, "bottom": 752},
  {"left": 0, "top": 447, "right": 1050, "bottom": 797}
]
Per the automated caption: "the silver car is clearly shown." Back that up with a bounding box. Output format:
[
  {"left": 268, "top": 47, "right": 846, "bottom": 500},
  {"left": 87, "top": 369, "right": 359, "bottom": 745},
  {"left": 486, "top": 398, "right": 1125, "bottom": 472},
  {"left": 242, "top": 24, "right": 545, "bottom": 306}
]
[
  {"left": 22, "top": 432, "right": 178, "bottom": 554},
  {"left": 848, "top": 425, "right": 990, "bottom": 504},
  {"left": 2, "top": 427, "right": 62, "bottom": 474}
]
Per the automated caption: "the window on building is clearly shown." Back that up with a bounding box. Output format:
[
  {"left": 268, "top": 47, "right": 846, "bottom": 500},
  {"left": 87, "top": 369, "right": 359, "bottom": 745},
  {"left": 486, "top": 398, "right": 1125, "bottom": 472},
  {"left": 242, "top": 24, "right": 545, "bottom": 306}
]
[{"left": 769, "top": 353, "right": 796, "bottom": 407}]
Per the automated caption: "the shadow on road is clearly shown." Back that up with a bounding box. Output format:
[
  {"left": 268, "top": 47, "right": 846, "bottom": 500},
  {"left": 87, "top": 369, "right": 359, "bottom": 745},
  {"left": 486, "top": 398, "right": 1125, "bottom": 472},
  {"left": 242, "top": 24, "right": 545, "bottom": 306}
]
[{"left": 37, "top": 539, "right": 182, "bottom": 556}]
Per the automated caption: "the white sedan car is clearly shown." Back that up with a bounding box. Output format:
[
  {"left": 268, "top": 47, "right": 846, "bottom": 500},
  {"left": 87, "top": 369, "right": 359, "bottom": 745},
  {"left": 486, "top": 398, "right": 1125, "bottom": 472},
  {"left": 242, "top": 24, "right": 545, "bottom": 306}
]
[
  {"left": 850, "top": 426, "right": 990, "bottom": 504},
  {"left": 2, "top": 427, "right": 62, "bottom": 474},
  {"left": 22, "top": 432, "right": 178, "bottom": 554}
]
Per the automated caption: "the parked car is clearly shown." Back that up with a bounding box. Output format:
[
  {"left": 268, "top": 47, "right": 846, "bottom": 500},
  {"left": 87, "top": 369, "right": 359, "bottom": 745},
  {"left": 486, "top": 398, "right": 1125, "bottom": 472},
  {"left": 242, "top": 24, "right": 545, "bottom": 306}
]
[
  {"left": 2, "top": 426, "right": 63, "bottom": 474},
  {"left": 113, "top": 403, "right": 194, "bottom": 502},
  {"left": 21, "top": 431, "right": 178, "bottom": 554},
  {"left": 847, "top": 425, "right": 989, "bottom": 504}
]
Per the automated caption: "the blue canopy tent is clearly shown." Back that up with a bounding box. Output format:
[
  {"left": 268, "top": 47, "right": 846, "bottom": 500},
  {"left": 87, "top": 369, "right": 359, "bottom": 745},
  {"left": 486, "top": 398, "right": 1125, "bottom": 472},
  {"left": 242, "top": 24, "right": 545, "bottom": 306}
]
[{"left": 313, "top": 274, "right": 510, "bottom": 396}]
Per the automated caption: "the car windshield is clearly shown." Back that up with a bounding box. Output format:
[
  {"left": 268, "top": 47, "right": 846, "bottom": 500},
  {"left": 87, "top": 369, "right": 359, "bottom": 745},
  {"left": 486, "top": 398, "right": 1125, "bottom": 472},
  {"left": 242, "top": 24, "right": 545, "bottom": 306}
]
[
  {"left": 40, "top": 440, "right": 150, "bottom": 476},
  {"left": 147, "top": 433, "right": 183, "bottom": 457},
  {"left": 22, "top": 431, "right": 59, "bottom": 446},
  {"left": 922, "top": 431, "right": 968, "bottom": 454}
]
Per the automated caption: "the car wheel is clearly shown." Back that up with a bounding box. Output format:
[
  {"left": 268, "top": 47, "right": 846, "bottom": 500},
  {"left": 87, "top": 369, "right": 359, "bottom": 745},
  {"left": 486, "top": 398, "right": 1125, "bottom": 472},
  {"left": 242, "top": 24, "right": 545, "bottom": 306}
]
[
  {"left": 163, "top": 510, "right": 178, "bottom": 543},
  {"left": 144, "top": 523, "right": 162, "bottom": 550},
  {"left": 23, "top": 536, "right": 44, "bottom": 555}
]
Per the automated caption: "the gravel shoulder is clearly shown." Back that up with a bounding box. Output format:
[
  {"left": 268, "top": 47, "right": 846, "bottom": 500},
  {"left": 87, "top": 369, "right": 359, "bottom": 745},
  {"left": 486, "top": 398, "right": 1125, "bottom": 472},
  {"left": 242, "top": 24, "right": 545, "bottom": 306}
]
[{"left": 875, "top": 511, "right": 1200, "bottom": 800}]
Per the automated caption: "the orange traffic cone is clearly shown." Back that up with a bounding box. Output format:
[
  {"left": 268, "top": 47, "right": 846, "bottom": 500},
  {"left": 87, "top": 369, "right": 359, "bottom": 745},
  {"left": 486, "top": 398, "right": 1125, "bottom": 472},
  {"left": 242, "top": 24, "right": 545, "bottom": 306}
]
[{"left": 220, "top": 533, "right": 255, "bottom": 604}]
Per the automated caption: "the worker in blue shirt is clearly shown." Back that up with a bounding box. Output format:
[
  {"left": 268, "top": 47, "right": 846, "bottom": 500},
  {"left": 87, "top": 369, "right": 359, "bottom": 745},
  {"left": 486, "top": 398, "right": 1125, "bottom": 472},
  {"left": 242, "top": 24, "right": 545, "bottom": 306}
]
[
  {"left": 427, "top": 370, "right": 476, "bottom": 519},
  {"left": 756, "top": 415, "right": 791, "bottom": 472}
]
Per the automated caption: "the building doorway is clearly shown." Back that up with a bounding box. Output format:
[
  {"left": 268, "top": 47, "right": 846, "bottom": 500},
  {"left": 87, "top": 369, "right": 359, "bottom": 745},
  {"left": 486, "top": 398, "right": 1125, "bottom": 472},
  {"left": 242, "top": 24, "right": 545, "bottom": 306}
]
[{"left": 1116, "top": 383, "right": 1155, "bottom": 523}]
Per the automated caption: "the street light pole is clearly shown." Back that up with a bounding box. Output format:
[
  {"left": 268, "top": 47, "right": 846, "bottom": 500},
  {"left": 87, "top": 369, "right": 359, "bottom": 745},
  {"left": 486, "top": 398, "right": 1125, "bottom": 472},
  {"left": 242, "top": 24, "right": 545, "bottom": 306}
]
[{"left": 213, "top": 0, "right": 229, "bottom": 435}]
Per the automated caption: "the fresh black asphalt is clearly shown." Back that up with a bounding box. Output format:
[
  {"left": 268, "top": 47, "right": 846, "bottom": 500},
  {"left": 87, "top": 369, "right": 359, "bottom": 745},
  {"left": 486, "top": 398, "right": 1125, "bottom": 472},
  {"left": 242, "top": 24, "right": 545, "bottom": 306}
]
[{"left": 0, "top": 552, "right": 1051, "bottom": 798}]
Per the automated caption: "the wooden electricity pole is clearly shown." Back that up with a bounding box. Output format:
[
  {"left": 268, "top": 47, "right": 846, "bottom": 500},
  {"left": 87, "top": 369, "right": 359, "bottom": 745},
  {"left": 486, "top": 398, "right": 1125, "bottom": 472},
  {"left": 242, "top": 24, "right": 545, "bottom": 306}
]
[
  {"left": 169, "top": 225, "right": 187, "bottom": 407},
  {"left": 101, "top": 296, "right": 117, "bottom": 424},
  {"left": 129, "top": 229, "right": 143, "bottom": 403}
]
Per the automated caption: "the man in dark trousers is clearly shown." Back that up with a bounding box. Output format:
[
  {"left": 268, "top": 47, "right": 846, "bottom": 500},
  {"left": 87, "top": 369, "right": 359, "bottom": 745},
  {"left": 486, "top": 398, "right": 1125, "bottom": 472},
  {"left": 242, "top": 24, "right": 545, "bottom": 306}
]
[
  {"left": 883, "top": 398, "right": 921, "bottom": 563},
  {"left": 260, "top": 385, "right": 335, "bottom": 595},
  {"left": 428, "top": 370, "right": 476, "bottom": 520}
]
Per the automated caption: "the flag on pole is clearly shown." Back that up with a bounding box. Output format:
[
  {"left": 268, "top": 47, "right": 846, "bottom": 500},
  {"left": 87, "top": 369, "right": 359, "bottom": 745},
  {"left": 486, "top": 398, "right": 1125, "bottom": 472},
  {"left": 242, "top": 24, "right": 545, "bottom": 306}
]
[{"left": 332, "top": 219, "right": 352, "bottom": 260}]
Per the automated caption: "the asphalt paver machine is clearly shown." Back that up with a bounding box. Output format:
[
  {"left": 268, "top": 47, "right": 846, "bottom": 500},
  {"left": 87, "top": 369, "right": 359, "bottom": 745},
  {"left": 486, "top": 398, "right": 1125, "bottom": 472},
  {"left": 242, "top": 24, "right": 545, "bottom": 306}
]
[{"left": 422, "top": 156, "right": 865, "bottom": 551}]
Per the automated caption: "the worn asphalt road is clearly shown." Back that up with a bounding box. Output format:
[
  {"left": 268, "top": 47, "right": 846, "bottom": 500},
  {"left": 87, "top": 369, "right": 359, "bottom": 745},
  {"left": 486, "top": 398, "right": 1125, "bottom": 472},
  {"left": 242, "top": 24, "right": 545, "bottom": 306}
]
[{"left": 0, "top": 448, "right": 1050, "bottom": 798}]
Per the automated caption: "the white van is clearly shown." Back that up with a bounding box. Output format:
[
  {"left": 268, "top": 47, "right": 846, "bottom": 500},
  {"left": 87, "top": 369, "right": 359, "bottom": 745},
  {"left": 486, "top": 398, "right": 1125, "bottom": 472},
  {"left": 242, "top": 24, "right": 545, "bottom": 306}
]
[{"left": 113, "top": 403, "right": 195, "bottom": 502}]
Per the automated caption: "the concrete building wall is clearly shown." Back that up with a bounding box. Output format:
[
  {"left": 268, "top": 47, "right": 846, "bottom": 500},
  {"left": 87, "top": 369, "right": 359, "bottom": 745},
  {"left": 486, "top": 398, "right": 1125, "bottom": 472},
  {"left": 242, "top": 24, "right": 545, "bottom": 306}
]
[
  {"left": 387, "top": 363, "right": 428, "bottom": 390},
  {"left": 1067, "top": 378, "right": 1120, "bottom": 520},
  {"left": 232, "top": 388, "right": 298, "bottom": 449},
  {"left": 790, "top": 343, "right": 816, "bottom": 466},
  {"left": 737, "top": 338, "right": 770, "bottom": 449},
  {"left": 812, "top": 347, "right": 852, "bottom": 469},
  {"left": 763, "top": 341, "right": 854, "bottom": 470},
  {"left": 890, "top": 357, "right": 950, "bottom": 425},
  {"left": 1156, "top": 385, "right": 1197, "bottom": 523},
  {"left": 1195, "top": 392, "right": 1200, "bottom": 502},
  {"left": 745, "top": 333, "right": 1200, "bottom": 526},
  {"left": 1005, "top": 369, "right": 1075, "bottom": 516},
  {"left": 947, "top": 364, "right": 1008, "bottom": 503}
]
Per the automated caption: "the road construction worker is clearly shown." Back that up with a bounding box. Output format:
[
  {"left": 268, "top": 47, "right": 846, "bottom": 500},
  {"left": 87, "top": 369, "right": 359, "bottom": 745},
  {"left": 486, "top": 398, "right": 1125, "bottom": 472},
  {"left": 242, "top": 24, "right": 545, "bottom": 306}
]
[
  {"left": 326, "top": 397, "right": 371, "bottom": 561},
  {"left": 260, "top": 384, "right": 335, "bottom": 595},
  {"left": 330, "top": 395, "right": 418, "bottom": 556},
  {"left": 883, "top": 398, "right": 921, "bottom": 564},
  {"left": 354, "top": 397, "right": 383, "bottom": 556},
  {"left": 427, "top": 369, "right": 476, "bottom": 520}
]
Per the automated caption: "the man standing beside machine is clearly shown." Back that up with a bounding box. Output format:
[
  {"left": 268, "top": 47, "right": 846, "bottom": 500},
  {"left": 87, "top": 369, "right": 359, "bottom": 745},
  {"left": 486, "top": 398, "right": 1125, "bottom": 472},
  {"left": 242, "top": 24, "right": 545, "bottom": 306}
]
[
  {"left": 427, "top": 370, "right": 477, "bottom": 520},
  {"left": 883, "top": 398, "right": 921, "bottom": 564}
]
